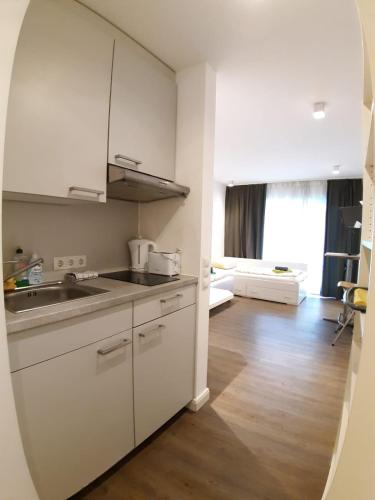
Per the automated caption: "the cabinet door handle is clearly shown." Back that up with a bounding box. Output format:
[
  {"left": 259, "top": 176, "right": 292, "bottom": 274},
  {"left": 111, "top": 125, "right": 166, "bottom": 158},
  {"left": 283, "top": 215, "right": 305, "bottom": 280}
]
[
  {"left": 139, "top": 325, "right": 165, "bottom": 338},
  {"left": 97, "top": 338, "right": 131, "bottom": 355},
  {"left": 114, "top": 154, "right": 142, "bottom": 166},
  {"left": 69, "top": 186, "right": 104, "bottom": 198},
  {"left": 160, "top": 293, "right": 183, "bottom": 304}
]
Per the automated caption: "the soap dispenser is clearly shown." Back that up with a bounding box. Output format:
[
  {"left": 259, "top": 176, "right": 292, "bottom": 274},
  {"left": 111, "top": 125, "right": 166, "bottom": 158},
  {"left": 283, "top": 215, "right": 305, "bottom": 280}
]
[{"left": 28, "top": 253, "right": 43, "bottom": 285}]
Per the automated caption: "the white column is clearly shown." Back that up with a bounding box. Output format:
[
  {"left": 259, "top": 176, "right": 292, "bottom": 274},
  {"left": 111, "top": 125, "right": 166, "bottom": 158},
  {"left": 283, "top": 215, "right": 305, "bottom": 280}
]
[
  {"left": 0, "top": 1, "right": 39, "bottom": 498},
  {"left": 211, "top": 181, "right": 226, "bottom": 260},
  {"left": 141, "top": 62, "right": 216, "bottom": 409}
]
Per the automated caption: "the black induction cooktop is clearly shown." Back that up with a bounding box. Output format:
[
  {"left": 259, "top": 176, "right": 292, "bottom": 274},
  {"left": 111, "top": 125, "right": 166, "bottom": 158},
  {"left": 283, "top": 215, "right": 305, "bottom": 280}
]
[{"left": 99, "top": 270, "right": 179, "bottom": 286}]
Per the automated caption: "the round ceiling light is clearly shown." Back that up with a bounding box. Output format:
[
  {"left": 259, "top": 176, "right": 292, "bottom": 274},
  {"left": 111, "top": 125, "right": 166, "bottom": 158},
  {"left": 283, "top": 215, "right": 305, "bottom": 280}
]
[{"left": 313, "top": 102, "right": 326, "bottom": 120}]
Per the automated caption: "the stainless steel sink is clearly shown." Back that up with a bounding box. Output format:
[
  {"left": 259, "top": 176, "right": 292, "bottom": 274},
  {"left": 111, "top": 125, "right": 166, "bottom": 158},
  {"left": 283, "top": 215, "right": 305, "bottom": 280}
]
[{"left": 5, "top": 281, "right": 108, "bottom": 313}]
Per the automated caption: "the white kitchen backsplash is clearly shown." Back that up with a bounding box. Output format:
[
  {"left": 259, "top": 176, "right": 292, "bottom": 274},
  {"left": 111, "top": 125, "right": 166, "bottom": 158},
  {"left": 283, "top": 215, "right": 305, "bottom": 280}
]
[{"left": 2, "top": 199, "right": 138, "bottom": 272}]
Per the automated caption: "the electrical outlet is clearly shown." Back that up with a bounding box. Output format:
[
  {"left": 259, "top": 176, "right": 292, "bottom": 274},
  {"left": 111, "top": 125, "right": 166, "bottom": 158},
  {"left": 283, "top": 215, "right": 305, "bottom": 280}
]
[
  {"left": 53, "top": 257, "right": 66, "bottom": 270},
  {"left": 75, "top": 255, "right": 87, "bottom": 268},
  {"left": 53, "top": 255, "right": 87, "bottom": 271}
]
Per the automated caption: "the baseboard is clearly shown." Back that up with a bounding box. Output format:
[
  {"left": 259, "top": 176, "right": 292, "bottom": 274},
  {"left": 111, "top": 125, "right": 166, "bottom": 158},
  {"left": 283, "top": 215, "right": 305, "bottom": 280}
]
[{"left": 187, "top": 387, "right": 210, "bottom": 412}]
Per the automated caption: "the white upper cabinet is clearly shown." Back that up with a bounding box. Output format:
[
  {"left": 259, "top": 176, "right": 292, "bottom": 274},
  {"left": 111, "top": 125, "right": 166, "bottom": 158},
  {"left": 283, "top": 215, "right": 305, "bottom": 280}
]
[
  {"left": 3, "top": 0, "right": 113, "bottom": 202},
  {"left": 109, "top": 37, "right": 177, "bottom": 181}
]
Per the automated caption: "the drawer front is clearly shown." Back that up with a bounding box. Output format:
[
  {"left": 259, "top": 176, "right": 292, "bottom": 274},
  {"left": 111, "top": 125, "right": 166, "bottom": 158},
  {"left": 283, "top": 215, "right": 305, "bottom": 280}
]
[
  {"left": 8, "top": 302, "right": 132, "bottom": 372},
  {"left": 133, "top": 305, "right": 195, "bottom": 445},
  {"left": 246, "top": 287, "right": 295, "bottom": 304},
  {"left": 133, "top": 285, "right": 196, "bottom": 326}
]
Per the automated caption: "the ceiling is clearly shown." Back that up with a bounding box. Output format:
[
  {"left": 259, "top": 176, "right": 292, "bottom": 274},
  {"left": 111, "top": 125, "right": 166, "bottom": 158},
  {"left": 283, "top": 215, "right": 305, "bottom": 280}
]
[{"left": 81, "top": 0, "right": 363, "bottom": 184}]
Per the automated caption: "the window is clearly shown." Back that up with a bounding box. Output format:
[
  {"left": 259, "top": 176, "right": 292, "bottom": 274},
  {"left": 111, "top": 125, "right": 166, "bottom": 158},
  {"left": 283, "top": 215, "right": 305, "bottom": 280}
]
[{"left": 262, "top": 181, "right": 327, "bottom": 294}]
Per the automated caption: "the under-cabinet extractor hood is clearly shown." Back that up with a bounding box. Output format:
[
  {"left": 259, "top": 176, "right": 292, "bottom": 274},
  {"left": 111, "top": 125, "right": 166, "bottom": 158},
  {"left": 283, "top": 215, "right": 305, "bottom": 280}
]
[{"left": 107, "top": 164, "right": 190, "bottom": 203}]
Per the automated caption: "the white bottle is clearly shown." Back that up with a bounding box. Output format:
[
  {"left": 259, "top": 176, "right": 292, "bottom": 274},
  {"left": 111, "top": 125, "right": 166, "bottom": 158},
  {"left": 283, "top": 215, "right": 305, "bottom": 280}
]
[{"left": 28, "top": 253, "right": 43, "bottom": 285}]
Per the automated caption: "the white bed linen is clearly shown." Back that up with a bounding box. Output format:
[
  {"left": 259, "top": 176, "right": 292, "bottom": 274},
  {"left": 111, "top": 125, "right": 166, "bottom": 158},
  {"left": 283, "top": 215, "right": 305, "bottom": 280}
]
[
  {"left": 235, "top": 270, "right": 307, "bottom": 283},
  {"left": 236, "top": 267, "right": 303, "bottom": 278},
  {"left": 210, "top": 268, "right": 234, "bottom": 282}
]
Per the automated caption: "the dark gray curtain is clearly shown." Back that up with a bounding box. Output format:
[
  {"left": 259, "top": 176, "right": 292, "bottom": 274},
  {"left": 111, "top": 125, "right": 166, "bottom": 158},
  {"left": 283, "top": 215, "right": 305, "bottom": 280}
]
[
  {"left": 321, "top": 179, "right": 363, "bottom": 298},
  {"left": 224, "top": 184, "right": 267, "bottom": 259}
]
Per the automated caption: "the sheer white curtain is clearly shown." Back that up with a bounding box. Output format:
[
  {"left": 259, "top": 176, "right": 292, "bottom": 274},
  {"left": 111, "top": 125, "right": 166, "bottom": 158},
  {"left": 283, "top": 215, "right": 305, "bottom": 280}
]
[{"left": 262, "top": 181, "right": 327, "bottom": 294}]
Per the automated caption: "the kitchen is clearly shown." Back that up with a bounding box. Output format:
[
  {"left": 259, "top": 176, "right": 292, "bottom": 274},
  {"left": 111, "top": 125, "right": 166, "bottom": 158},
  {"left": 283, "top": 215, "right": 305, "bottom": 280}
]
[
  {"left": 1, "top": 1, "right": 215, "bottom": 499},
  {"left": 4, "top": 0, "right": 375, "bottom": 499}
]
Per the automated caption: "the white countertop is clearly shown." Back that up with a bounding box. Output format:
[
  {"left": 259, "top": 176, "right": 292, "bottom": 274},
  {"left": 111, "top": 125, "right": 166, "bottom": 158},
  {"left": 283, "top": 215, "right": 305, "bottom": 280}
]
[{"left": 6, "top": 273, "right": 198, "bottom": 335}]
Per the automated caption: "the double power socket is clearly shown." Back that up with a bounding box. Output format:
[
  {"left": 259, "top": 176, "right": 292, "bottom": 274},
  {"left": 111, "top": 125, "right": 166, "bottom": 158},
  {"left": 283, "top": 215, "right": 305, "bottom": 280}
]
[{"left": 53, "top": 255, "right": 87, "bottom": 271}]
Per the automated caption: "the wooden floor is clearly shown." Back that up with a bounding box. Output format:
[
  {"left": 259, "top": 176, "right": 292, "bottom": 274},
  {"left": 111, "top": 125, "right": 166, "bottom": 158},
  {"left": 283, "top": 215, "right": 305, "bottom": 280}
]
[{"left": 75, "top": 297, "right": 351, "bottom": 500}]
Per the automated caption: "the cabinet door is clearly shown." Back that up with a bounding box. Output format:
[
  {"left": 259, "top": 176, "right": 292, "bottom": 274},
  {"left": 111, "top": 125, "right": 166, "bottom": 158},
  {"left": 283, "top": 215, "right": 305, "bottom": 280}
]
[
  {"left": 4, "top": 0, "right": 113, "bottom": 202},
  {"left": 133, "top": 305, "right": 195, "bottom": 445},
  {"left": 109, "top": 36, "right": 176, "bottom": 181},
  {"left": 12, "top": 330, "right": 134, "bottom": 500}
]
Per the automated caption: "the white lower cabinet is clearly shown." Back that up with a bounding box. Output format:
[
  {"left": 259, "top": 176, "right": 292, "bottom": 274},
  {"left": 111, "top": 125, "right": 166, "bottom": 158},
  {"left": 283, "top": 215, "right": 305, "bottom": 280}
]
[
  {"left": 10, "top": 286, "right": 196, "bottom": 498},
  {"left": 12, "top": 329, "right": 134, "bottom": 500},
  {"left": 133, "top": 305, "right": 196, "bottom": 445}
]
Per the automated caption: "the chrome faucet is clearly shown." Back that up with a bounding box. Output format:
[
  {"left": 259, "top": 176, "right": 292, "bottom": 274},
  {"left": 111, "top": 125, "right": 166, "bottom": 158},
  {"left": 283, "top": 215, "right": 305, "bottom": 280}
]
[{"left": 4, "top": 257, "right": 44, "bottom": 282}]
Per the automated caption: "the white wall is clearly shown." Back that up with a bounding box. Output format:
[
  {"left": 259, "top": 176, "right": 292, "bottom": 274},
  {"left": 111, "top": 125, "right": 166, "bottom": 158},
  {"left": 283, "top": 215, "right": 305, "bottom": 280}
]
[
  {"left": 141, "top": 63, "right": 216, "bottom": 405},
  {"left": 0, "top": 1, "right": 39, "bottom": 498},
  {"left": 211, "top": 180, "right": 226, "bottom": 260},
  {"left": 323, "top": 1, "right": 375, "bottom": 498}
]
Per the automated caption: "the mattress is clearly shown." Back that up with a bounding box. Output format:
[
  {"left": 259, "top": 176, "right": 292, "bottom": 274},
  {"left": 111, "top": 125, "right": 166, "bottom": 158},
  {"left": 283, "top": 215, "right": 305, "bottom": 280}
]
[
  {"left": 211, "top": 268, "right": 234, "bottom": 282},
  {"left": 234, "top": 274, "right": 307, "bottom": 299},
  {"left": 234, "top": 270, "right": 307, "bottom": 284},
  {"left": 233, "top": 272, "right": 307, "bottom": 305}
]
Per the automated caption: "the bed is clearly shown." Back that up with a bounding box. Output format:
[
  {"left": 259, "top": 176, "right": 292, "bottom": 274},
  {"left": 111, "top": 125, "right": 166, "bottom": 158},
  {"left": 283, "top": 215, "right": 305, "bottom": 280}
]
[
  {"left": 209, "top": 268, "right": 234, "bottom": 309},
  {"left": 210, "top": 267, "right": 234, "bottom": 291},
  {"left": 211, "top": 257, "right": 308, "bottom": 306}
]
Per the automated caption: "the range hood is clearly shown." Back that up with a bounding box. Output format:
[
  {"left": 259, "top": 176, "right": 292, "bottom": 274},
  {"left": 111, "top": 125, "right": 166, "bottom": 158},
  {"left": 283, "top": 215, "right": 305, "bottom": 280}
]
[{"left": 107, "top": 164, "right": 190, "bottom": 203}]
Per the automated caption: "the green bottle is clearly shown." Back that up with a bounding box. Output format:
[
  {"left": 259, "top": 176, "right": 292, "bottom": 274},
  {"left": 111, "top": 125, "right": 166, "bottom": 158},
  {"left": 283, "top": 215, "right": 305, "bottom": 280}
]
[{"left": 14, "top": 247, "right": 29, "bottom": 287}]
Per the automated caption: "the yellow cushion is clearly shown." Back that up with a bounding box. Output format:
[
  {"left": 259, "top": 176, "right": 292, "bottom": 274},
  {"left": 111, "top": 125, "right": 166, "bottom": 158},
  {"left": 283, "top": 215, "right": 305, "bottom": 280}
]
[
  {"left": 212, "top": 262, "right": 226, "bottom": 269},
  {"left": 212, "top": 260, "right": 236, "bottom": 270},
  {"left": 354, "top": 288, "right": 367, "bottom": 308}
]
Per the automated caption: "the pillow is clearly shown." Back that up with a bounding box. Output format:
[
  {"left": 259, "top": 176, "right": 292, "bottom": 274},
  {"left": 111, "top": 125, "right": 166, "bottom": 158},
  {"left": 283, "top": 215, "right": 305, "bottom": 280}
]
[{"left": 212, "top": 259, "right": 236, "bottom": 270}]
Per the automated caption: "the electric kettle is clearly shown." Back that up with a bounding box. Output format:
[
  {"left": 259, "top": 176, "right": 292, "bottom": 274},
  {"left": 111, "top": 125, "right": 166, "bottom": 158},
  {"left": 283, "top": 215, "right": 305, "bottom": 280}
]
[{"left": 128, "top": 238, "right": 156, "bottom": 271}]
